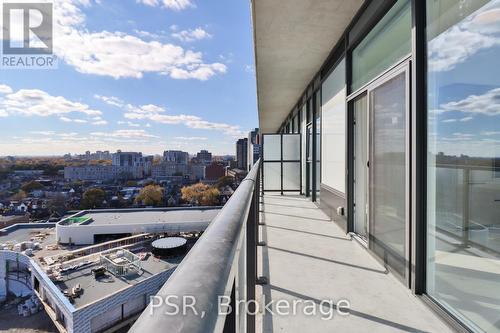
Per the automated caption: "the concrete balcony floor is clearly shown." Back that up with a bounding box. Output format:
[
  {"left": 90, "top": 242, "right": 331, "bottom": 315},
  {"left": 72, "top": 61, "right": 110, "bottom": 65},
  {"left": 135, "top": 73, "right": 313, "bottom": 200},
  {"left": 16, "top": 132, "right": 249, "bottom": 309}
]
[{"left": 256, "top": 193, "right": 455, "bottom": 333}]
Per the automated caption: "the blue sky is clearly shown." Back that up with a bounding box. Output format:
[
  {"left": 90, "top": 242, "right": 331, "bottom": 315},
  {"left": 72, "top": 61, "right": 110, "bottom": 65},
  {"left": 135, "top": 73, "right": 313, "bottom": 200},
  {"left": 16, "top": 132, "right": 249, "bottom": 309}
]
[
  {"left": 426, "top": 1, "right": 500, "bottom": 158},
  {"left": 0, "top": 0, "right": 258, "bottom": 156}
]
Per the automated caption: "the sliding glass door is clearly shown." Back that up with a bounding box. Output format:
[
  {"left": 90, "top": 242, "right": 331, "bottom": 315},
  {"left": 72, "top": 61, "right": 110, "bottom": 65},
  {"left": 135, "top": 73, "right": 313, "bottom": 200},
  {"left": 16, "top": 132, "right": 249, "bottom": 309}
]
[
  {"left": 350, "top": 62, "right": 410, "bottom": 281},
  {"left": 353, "top": 94, "right": 368, "bottom": 239},
  {"left": 369, "top": 67, "right": 409, "bottom": 279}
]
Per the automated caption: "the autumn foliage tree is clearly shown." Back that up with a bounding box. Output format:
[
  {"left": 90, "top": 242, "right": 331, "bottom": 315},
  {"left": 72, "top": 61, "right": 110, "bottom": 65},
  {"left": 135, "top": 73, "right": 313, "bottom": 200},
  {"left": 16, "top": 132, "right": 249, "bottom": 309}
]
[
  {"left": 81, "top": 188, "right": 106, "bottom": 209},
  {"left": 135, "top": 185, "right": 164, "bottom": 207},
  {"left": 181, "top": 183, "right": 220, "bottom": 206},
  {"left": 21, "top": 180, "right": 45, "bottom": 193},
  {"left": 11, "top": 190, "right": 27, "bottom": 201}
]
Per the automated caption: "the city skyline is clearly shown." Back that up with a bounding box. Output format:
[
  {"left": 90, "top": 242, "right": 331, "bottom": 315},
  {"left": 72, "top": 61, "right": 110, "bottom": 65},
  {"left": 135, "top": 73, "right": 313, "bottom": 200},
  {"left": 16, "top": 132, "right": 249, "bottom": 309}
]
[{"left": 0, "top": 0, "right": 258, "bottom": 156}]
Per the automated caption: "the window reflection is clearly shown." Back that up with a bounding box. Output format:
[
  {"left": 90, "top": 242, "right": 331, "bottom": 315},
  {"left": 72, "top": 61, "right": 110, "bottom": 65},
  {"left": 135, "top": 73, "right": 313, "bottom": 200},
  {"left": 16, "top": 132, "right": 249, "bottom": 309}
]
[{"left": 426, "top": 1, "right": 500, "bottom": 332}]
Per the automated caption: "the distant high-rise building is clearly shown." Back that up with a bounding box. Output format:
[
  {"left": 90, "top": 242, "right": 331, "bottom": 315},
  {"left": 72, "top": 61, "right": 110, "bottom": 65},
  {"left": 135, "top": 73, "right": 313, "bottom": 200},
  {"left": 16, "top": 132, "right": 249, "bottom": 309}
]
[
  {"left": 163, "top": 150, "right": 189, "bottom": 164},
  {"left": 196, "top": 150, "right": 212, "bottom": 165},
  {"left": 236, "top": 138, "right": 248, "bottom": 170},
  {"left": 248, "top": 128, "right": 260, "bottom": 171},
  {"left": 112, "top": 151, "right": 153, "bottom": 176}
]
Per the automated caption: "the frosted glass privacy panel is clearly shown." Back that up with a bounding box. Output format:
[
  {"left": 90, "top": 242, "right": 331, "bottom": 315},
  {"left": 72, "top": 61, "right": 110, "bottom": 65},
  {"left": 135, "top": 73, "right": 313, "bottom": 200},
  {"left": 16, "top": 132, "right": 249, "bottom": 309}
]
[
  {"left": 351, "top": 0, "right": 411, "bottom": 92},
  {"left": 283, "top": 162, "right": 300, "bottom": 191},
  {"left": 263, "top": 162, "right": 281, "bottom": 191},
  {"left": 263, "top": 134, "right": 281, "bottom": 161},
  {"left": 282, "top": 134, "right": 300, "bottom": 160}
]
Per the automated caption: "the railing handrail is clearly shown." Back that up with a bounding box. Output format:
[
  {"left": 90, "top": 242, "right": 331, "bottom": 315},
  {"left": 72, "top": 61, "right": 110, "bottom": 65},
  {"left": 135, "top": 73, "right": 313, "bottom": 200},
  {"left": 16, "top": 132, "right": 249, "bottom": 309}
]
[
  {"left": 130, "top": 159, "right": 261, "bottom": 333},
  {"left": 435, "top": 162, "right": 500, "bottom": 172}
]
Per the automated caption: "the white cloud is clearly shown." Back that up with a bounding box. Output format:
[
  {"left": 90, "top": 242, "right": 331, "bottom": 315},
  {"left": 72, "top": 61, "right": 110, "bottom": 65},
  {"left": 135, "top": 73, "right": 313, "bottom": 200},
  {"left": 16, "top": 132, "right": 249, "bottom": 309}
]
[
  {"left": 90, "top": 129, "right": 159, "bottom": 139},
  {"left": 481, "top": 131, "right": 500, "bottom": 136},
  {"left": 100, "top": 95, "right": 246, "bottom": 137},
  {"left": 94, "top": 94, "right": 124, "bottom": 107},
  {"left": 0, "top": 84, "right": 13, "bottom": 94},
  {"left": 428, "top": 6, "right": 500, "bottom": 72},
  {"left": 126, "top": 110, "right": 244, "bottom": 137},
  {"left": 245, "top": 64, "right": 255, "bottom": 73},
  {"left": 60, "top": 117, "right": 88, "bottom": 123},
  {"left": 92, "top": 120, "right": 108, "bottom": 125},
  {"left": 43, "top": 1, "right": 224, "bottom": 80},
  {"left": 171, "top": 27, "right": 212, "bottom": 42},
  {"left": 136, "top": 0, "right": 195, "bottom": 11},
  {"left": 452, "top": 132, "right": 475, "bottom": 138},
  {"left": 174, "top": 136, "right": 207, "bottom": 141},
  {"left": 30, "top": 131, "right": 55, "bottom": 136},
  {"left": 440, "top": 88, "right": 500, "bottom": 116},
  {"left": 0, "top": 87, "right": 101, "bottom": 119},
  {"left": 459, "top": 116, "right": 474, "bottom": 122},
  {"left": 118, "top": 120, "right": 141, "bottom": 127},
  {"left": 133, "top": 29, "right": 162, "bottom": 39},
  {"left": 57, "top": 132, "right": 79, "bottom": 137},
  {"left": 442, "top": 119, "right": 457, "bottom": 123},
  {"left": 99, "top": 96, "right": 242, "bottom": 133},
  {"left": 169, "top": 63, "right": 227, "bottom": 80},
  {"left": 428, "top": 26, "right": 498, "bottom": 72}
]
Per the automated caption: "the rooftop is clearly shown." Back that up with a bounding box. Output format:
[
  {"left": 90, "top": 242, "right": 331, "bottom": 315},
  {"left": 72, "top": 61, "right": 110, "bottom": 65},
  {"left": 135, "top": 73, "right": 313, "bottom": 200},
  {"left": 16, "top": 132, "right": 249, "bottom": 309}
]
[
  {"left": 68, "top": 208, "right": 220, "bottom": 226},
  {"left": 54, "top": 243, "right": 185, "bottom": 308},
  {"left": 0, "top": 225, "right": 56, "bottom": 247}
]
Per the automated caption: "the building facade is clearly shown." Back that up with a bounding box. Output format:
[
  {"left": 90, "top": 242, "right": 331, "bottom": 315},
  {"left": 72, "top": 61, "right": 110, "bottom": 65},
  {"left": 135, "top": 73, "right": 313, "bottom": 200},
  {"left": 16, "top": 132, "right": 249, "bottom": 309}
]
[
  {"left": 189, "top": 164, "right": 206, "bottom": 180},
  {"left": 112, "top": 151, "right": 152, "bottom": 176},
  {"left": 152, "top": 162, "right": 188, "bottom": 179},
  {"left": 236, "top": 138, "right": 248, "bottom": 170},
  {"left": 64, "top": 165, "right": 144, "bottom": 181},
  {"left": 163, "top": 150, "right": 189, "bottom": 165},
  {"left": 0, "top": 226, "right": 178, "bottom": 333},
  {"left": 196, "top": 150, "right": 212, "bottom": 165},
  {"left": 253, "top": 0, "right": 500, "bottom": 332},
  {"left": 205, "top": 163, "right": 225, "bottom": 181},
  {"left": 247, "top": 128, "right": 260, "bottom": 171}
]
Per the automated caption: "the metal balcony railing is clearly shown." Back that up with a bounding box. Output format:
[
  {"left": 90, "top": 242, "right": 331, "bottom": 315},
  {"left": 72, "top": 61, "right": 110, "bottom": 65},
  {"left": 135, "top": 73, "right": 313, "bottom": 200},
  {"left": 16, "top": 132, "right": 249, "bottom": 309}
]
[{"left": 130, "top": 159, "right": 261, "bottom": 333}]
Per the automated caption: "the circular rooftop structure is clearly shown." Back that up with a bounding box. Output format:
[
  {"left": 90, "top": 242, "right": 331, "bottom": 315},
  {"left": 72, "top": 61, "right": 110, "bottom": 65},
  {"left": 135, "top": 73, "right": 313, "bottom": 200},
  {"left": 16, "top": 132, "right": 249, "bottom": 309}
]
[{"left": 152, "top": 237, "right": 187, "bottom": 257}]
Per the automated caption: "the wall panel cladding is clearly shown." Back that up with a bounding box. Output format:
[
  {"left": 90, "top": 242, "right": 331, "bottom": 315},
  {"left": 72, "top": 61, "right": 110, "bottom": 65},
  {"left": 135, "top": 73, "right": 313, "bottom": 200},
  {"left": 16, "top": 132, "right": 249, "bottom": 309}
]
[
  {"left": 319, "top": 186, "right": 347, "bottom": 232},
  {"left": 72, "top": 267, "right": 174, "bottom": 333}
]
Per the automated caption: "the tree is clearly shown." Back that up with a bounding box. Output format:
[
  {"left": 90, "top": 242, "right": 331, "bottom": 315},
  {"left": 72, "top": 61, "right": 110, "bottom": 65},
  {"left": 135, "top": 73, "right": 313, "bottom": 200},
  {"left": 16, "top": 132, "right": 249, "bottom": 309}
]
[
  {"left": 11, "top": 190, "right": 27, "bottom": 201},
  {"left": 21, "top": 180, "right": 44, "bottom": 193},
  {"left": 135, "top": 185, "right": 164, "bottom": 206},
  {"left": 215, "top": 176, "right": 234, "bottom": 189},
  {"left": 181, "top": 183, "right": 220, "bottom": 206},
  {"left": 125, "top": 180, "right": 138, "bottom": 187},
  {"left": 81, "top": 188, "right": 106, "bottom": 209},
  {"left": 143, "top": 180, "right": 157, "bottom": 186},
  {"left": 43, "top": 165, "right": 63, "bottom": 176},
  {"left": 48, "top": 194, "right": 67, "bottom": 216}
]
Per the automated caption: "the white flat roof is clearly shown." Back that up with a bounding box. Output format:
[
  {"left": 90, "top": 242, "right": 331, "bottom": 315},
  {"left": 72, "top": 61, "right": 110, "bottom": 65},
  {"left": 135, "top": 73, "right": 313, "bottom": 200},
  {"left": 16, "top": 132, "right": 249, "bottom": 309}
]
[{"left": 84, "top": 209, "right": 220, "bottom": 226}]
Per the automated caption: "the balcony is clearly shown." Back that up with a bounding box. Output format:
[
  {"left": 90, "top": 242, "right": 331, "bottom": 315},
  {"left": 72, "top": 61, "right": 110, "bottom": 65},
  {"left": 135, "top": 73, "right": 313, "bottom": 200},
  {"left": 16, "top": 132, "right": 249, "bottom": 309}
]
[
  {"left": 130, "top": 160, "right": 455, "bottom": 333},
  {"left": 256, "top": 192, "right": 452, "bottom": 332}
]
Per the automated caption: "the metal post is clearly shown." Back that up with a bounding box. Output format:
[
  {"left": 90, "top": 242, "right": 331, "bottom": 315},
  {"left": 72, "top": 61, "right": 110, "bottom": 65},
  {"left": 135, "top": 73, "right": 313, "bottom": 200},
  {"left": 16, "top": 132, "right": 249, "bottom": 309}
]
[
  {"left": 222, "top": 282, "right": 236, "bottom": 333},
  {"left": 246, "top": 179, "right": 257, "bottom": 333},
  {"left": 462, "top": 167, "right": 470, "bottom": 247},
  {"left": 312, "top": 94, "right": 317, "bottom": 202},
  {"left": 280, "top": 134, "right": 284, "bottom": 195}
]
